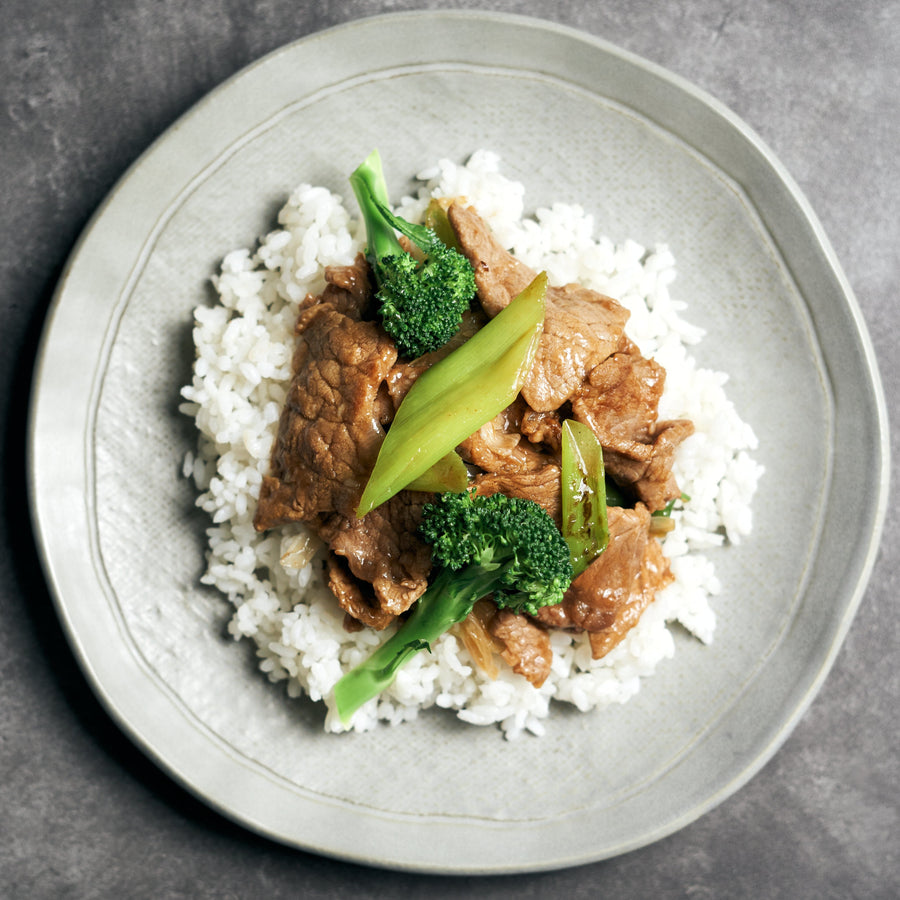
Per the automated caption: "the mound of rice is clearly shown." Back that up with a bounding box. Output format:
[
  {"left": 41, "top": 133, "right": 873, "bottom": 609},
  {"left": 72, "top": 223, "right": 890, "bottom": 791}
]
[{"left": 179, "top": 150, "right": 763, "bottom": 738}]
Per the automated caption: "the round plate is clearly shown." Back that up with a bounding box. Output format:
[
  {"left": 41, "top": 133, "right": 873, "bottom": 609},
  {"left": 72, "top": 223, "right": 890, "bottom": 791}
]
[{"left": 28, "top": 11, "right": 888, "bottom": 873}]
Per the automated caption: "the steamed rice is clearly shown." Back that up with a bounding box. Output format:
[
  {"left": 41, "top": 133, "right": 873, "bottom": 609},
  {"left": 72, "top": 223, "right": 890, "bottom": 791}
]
[{"left": 179, "top": 150, "right": 763, "bottom": 738}]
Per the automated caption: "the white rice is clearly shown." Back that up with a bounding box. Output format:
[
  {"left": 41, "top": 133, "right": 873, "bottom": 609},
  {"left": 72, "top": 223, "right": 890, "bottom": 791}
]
[{"left": 179, "top": 150, "right": 763, "bottom": 738}]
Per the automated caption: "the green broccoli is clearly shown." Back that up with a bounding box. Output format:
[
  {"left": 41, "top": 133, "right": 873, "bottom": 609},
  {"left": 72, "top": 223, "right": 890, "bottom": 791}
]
[
  {"left": 332, "top": 490, "right": 574, "bottom": 725},
  {"left": 349, "top": 150, "right": 476, "bottom": 358}
]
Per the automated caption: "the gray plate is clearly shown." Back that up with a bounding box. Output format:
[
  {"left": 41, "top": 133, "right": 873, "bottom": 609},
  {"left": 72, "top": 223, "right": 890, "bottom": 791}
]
[{"left": 28, "top": 11, "right": 888, "bottom": 873}]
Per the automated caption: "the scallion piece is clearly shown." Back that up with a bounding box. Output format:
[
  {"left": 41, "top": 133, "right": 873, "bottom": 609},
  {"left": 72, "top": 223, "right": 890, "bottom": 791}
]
[
  {"left": 356, "top": 272, "right": 548, "bottom": 516},
  {"left": 561, "top": 419, "right": 609, "bottom": 576}
]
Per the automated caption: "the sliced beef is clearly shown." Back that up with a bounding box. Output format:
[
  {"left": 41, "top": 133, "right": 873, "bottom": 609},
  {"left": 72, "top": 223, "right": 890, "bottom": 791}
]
[
  {"left": 458, "top": 398, "right": 553, "bottom": 475},
  {"left": 254, "top": 261, "right": 397, "bottom": 529},
  {"left": 473, "top": 463, "right": 563, "bottom": 526},
  {"left": 316, "top": 491, "right": 432, "bottom": 621},
  {"left": 314, "top": 257, "right": 375, "bottom": 319},
  {"left": 571, "top": 341, "right": 693, "bottom": 511},
  {"left": 448, "top": 203, "right": 630, "bottom": 412},
  {"left": 533, "top": 504, "right": 673, "bottom": 658},
  {"left": 560, "top": 505, "right": 656, "bottom": 631},
  {"left": 573, "top": 341, "right": 663, "bottom": 448},
  {"left": 519, "top": 405, "right": 564, "bottom": 453},
  {"left": 489, "top": 609, "right": 553, "bottom": 688},
  {"left": 588, "top": 532, "right": 671, "bottom": 659},
  {"left": 254, "top": 258, "right": 433, "bottom": 629},
  {"left": 603, "top": 419, "right": 695, "bottom": 512},
  {"left": 458, "top": 600, "right": 553, "bottom": 688},
  {"left": 324, "top": 554, "right": 395, "bottom": 631}
]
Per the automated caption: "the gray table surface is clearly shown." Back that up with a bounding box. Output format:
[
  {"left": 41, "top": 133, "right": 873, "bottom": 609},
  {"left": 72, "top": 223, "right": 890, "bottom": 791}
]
[{"left": 2, "top": 1, "right": 897, "bottom": 897}]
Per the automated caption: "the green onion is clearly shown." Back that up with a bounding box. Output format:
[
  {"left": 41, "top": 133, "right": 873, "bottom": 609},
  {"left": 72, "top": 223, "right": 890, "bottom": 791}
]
[
  {"left": 404, "top": 450, "right": 469, "bottom": 493},
  {"left": 356, "top": 272, "right": 548, "bottom": 516},
  {"left": 423, "top": 199, "right": 461, "bottom": 250},
  {"left": 561, "top": 419, "right": 609, "bottom": 576}
]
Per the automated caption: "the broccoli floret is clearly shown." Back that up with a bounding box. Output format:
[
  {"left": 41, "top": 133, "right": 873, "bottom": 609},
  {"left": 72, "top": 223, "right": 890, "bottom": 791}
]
[
  {"left": 419, "top": 489, "right": 573, "bottom": 615},
  {"left": 332, "top": 490, "right": 573, "bottom": 725},
  {"left": 350, "top": 150, "right": 476, "bottom": 358}
]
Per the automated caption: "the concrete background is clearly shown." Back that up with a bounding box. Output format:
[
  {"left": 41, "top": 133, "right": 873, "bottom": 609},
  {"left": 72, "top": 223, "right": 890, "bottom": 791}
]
[{"left": 2, "top": 1, "right": 897, "bottom": 897}]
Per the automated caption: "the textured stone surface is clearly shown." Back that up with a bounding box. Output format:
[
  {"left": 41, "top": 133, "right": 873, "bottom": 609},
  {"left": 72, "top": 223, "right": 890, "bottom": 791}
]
[{"left": 1, "top": 1, "right": 897, "bottom": 897}]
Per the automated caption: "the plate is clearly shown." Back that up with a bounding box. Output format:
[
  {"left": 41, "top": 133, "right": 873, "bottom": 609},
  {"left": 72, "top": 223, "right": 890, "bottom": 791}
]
[{"left": 28, "top": 11, "right": 888, "bottom": 873}]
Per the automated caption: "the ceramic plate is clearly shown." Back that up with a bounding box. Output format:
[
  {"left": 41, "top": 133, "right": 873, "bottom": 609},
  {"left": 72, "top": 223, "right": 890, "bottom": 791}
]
[{"left": 28, "top": 11, "right": 888, "bottom": 873}]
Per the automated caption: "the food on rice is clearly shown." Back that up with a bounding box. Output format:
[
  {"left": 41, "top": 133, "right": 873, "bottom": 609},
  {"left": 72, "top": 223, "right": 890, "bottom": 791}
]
[{"left": 179, "top": 150, "right": 763, "bottom": 737}]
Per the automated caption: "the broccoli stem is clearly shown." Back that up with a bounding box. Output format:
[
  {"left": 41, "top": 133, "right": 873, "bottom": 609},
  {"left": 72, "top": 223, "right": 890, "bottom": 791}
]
[
  {"left": 332, "top": 564, "right": 499, "bottom": 726},
  {"left": 349, "top": 149, "right": 405, "bottom": 268}
]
